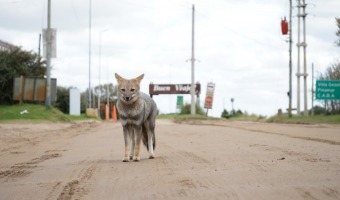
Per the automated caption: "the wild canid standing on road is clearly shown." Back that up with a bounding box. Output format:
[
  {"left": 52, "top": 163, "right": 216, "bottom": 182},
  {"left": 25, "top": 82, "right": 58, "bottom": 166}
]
[{"left": 115, "top": 73, "right": 157, "bottom": 162}]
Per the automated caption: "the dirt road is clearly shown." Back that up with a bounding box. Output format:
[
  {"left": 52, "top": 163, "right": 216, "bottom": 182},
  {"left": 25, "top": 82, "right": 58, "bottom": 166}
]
[{"left": 0, "top": 120, "right": 339, "bottom": 200}]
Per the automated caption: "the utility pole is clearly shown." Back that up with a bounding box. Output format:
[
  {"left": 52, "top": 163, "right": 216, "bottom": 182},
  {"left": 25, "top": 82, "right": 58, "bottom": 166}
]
[
  {"left": 45, "top": 0, "right": 52, "bottom": 109},
  {"left": 302, "top": 0, "right": 308, "bottom": 116},
  {"left": 88, "top": 0, "right": 92, "bottom": 108},
  {"left": 296, "top": 0, "right": 301, "bottom": 115},
  {"left": 98, "top": 35, "right": 102, "bottom": 115},
  {"left": 311, "top": 63, "right": 314, "bottom": 115},
  {"left": 288, "top": 0, "right": 293, "bottom": 117},
  {"left": 190, "top": 4, "right": 196, "bottom": 115},
  {"left": 296, "top": 0, "right": 308, "bottom": 115},
  {"left": 38, "top": 33, "right": 41, "bottom": 58},
  {"left": 98, "top": 29, "right": 109, "bottom": 115}
]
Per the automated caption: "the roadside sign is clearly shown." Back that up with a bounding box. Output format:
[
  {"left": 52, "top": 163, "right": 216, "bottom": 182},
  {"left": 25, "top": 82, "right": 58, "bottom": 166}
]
[
  {"left": 316, "top": 80, "right": 340, "bottom": 100},
  {"left": 176, "top": 96, "right": 183, "bottom": 109},
  {"left": 204, "top": 82, "right": 215, "bottom": 109},
  {"left": 149, "top": 83, "right": 201, "bottom": 97}
]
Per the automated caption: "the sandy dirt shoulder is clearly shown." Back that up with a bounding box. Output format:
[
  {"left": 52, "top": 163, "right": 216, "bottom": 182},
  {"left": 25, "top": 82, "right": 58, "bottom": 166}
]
[{"left": 0, "top": 119, "right": 339, "bottom": 200}]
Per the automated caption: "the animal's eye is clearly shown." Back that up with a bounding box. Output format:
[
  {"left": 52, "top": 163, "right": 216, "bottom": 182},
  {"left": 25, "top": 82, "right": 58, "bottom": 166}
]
[
  {"left": 130, "top": 89, "right": 135, "bottom": 92},
  {"left": 121, "top": 89, "right": 125, "bottom": 92}
]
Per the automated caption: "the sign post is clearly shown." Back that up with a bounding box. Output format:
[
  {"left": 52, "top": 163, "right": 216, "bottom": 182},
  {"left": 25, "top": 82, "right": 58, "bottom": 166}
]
[{"left": 316, "top": 80, "right": 340, "bottom": 100}]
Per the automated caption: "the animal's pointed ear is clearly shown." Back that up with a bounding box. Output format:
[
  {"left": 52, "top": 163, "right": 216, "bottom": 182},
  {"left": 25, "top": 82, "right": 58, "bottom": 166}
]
[
  {"left": 134, "top": 74, "right": 144, "bottom": 83},
  {"left": 115, "top": 73, "right": 124, "bottom": 83}
]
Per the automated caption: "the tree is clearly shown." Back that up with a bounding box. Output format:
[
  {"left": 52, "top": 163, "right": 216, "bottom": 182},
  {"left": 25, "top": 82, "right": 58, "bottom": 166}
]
[
  {"left": 180, "top": 103, "right": 205, "bottom": 115},
  {"left": 93, "top": 83, "right": 118, "bottom": 103},
  {"left": 55, "top": 86, "right": 70, "bottom": 114},
  {"left": 336, "top": 18, "right": 340, "bottom": 47},
  {"left": 0, "top": 47, "right": 46, "bottom": 104},
  {"left": 221, "top": 109, "right": 229, "bottom": 119}
]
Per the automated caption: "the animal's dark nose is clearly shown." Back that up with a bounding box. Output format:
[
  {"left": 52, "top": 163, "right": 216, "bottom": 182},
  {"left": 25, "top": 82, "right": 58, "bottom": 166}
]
[{"left": 125, "top": 96, "right": 131, "bottom": 101}]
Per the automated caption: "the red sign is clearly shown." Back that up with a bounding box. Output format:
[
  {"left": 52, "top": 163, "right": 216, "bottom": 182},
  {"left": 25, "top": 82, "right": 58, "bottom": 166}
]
[{"left": 205, "top": 96, "right": 212, "bottom": 104}]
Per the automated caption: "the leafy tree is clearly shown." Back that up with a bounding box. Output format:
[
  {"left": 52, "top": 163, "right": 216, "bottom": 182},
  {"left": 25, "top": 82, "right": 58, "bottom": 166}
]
[
  {"left": 55, "top": 86, "right": 70, "bottom": 114},
  {"left": 93, "top": 83, "right": 118, "bottom": 104},
  {"left": 180, "top": 103, "right": 205, "bottom": 115},
  {"left": 221, "top": 109, "right": 230, "bottom": 119},
  {"left": 336, "top": 18, "right": 340, "bottom": 47},
  {"left": 235, "top": 109, "right": 243, "bottom": 116},
  {"left": 0, "top": 47, "right": 45, "bottom": 104},
  {"left": 311, "top": 105, "right": 327, "bottom": 115}
]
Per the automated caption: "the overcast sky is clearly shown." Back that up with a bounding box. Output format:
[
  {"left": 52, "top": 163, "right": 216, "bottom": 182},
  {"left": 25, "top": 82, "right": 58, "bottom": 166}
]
[{"left": 1, "top": 0, "right": 339, "bottom": 117}]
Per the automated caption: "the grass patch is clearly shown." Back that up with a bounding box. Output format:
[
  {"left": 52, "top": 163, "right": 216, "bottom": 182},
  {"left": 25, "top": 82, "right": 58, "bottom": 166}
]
[
  {"left": 0, "top": 104, "right": 94, "bottom": 122},
  {"left": 267, "top": 114, "right": 340, "bottom": 125},
  {"left": 158, "top": 113, "right": 340, "bottom": 125},
  {"left": 157, "top": 114, "right": 221, "bottom": 122},
  {"left": 227, "top": 114, "right": 267, "bottom": 122}
]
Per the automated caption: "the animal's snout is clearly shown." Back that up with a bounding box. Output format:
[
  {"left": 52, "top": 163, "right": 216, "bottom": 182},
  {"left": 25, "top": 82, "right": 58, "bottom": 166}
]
[{"left": 124, "top": 96, "right": 131, "bottom": 101}]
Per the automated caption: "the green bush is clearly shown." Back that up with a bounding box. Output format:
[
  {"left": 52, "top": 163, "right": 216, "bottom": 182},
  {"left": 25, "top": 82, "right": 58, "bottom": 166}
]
[{"left": 180, "top": 103, "right": 205, "bottom": 115}]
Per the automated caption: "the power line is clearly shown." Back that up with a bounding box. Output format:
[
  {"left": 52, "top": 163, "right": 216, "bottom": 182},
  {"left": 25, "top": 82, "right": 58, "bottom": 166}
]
[{"left": 70, "top": 0, "right": 85, "bottom": 27}]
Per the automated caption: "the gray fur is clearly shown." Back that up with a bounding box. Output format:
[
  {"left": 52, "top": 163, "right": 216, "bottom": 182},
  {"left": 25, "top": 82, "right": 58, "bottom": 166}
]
[
  {"left": 117, "top": 92, "right": 157, "bottom": 147},
  {"left": 115, "top": 73, "right": 157, "bottom": 161}
]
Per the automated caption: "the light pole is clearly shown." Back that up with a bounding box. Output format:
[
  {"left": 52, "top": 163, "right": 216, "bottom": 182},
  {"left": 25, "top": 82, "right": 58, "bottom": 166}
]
[
  {"left": 45, "top": 0, "right": 52, "bottom": 109},
  {"left": 288, "top": 0, "right": 293, "bottom": 117},
  {"left": 190, "top": 4, "right": 196, "bottom": 115},
  {"left": 88, "top": 0, "right": 92, "bottom": 108},
  {"left": 98, "top": 29, "right": 109, "bottom": 116},
  {"left": 231, "top": 98, "right": 234, "bottom": 115}
]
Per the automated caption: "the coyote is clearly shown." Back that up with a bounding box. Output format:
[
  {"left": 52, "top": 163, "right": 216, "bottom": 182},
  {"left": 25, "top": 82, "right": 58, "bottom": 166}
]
[{"left": 114, "top": 73, "right": 157, "bottom": 162}]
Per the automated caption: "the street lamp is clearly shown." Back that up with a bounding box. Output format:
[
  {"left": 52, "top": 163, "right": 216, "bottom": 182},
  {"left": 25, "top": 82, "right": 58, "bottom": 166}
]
[
  {"left": 88, "top": 0, "right": 92, "bottom": 109},
  {"left": 231, "top": 98, "right": 234, "bottom": 115},
  {"left": 98, "top": 29, "right": 109, "bottom": 116}
]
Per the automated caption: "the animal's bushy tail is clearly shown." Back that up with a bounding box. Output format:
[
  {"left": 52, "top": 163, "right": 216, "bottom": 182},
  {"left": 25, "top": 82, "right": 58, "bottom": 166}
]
[{"left": 142, "top": 123, "right": 156, "bottom": 150}]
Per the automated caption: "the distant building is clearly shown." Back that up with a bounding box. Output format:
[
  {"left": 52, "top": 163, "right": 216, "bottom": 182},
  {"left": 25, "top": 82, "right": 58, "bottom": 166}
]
[{"left": 0, "top": 39, "right": 16, "bottom": 51}]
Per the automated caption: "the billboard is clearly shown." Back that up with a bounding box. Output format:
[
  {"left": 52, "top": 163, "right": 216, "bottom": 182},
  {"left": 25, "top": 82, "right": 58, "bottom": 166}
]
[
  {"left": 149, "top": 83, "right": 201, "bottom": 97},
  {"left": 13, "top": 76, "right": 57, "bottom": 102},
  {"left": 204, "top": 82, "right": 215, "bottom": 109}
]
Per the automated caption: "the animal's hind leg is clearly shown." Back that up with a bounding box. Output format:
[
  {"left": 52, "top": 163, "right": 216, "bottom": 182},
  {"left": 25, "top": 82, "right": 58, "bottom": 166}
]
[
  {"left": 145, "top": 121, "right": 155, "bottom": 159},
  {"left": 148, "top": 132, "right": 155, "bottom": 159}
]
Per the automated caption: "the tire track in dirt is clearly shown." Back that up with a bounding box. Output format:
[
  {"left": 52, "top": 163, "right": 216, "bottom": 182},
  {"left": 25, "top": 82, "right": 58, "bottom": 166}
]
[
  {"left": 177, "top": 120, "right": 340, "bottom": 146},
  {"left": 158, "top": 143, "right": 231, "bottom": 199},
  {"left": 54, "top": 160, "right": 101, "bottom": 200},
  {"left": 0, "top": 121, "right": 100, "bottom": 153},
  {"left": 249, "top": 143, "right": 332, "bottom": 163},
  {"left": 0, "top": 153, "right": 62, "bottom": 180}
]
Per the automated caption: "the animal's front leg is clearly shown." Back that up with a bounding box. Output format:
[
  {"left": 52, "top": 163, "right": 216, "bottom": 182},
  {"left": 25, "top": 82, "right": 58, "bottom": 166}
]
[
  {"left": 133, "top": 127, "right": 142, "bottom": 162},
  {"left": 129, "top": 129, "right": 135, "bottom": 160},
  {"left": 122, "top": 126, "right": 131, "bottom": 162}
]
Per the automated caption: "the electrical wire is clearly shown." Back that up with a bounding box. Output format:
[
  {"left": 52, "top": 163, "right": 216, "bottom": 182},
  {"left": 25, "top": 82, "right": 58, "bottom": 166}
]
[{"left": 70, "top": 0, "right": 85, "bottom": 27}]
